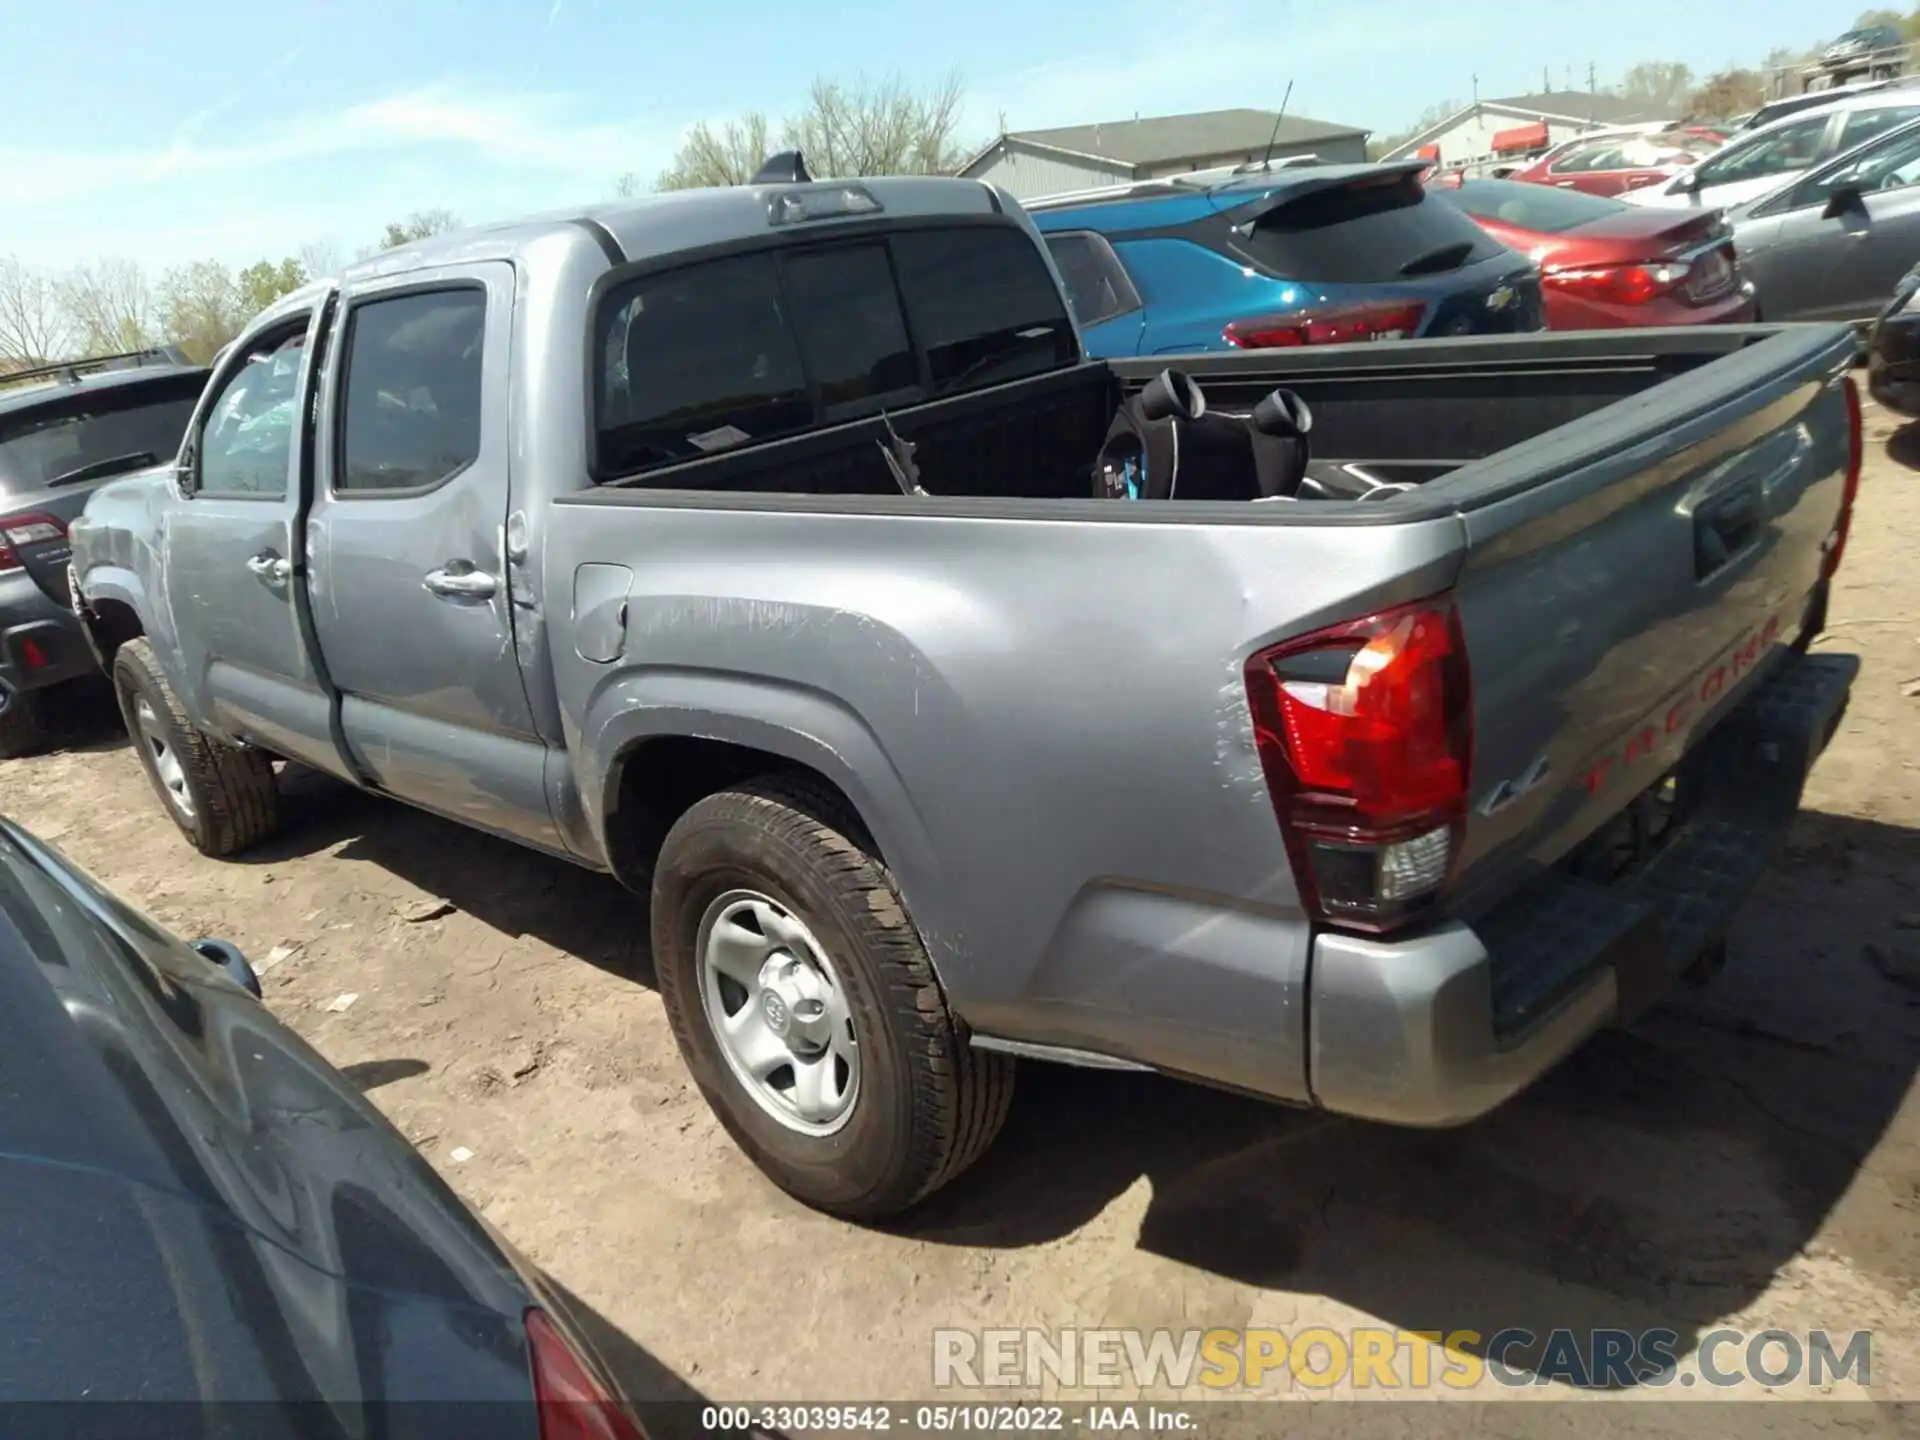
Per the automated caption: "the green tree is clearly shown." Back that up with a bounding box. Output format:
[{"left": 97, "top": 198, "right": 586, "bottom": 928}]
[
  {"left": 638, "top": 72, "right": 970, "bottom": 193},
  {"left": 1689, "top": 69, "right": 1767, "bottom": 119},
  {"left": 237, "top": 257, "right": 308, "bottom": 315},
  {"left": 379, "top": 209, "right": 462, "bottom": 249},
  {"left": 156, "top": 261, "right": 249, "bottom": 364},
  {"left": 1854, "top": 8, "right": 1904, "bottom": 28}
]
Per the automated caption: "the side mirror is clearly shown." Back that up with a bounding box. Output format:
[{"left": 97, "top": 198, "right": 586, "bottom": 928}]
[{"left": 1823, "top": 182, "right": 1865, "bottom": 219}]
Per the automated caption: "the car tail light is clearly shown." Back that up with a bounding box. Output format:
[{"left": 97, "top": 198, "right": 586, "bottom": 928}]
[
  {"left": 0, "top": 513, "right": 65, "bottom": 574},
  {"left": 525, "top": 1308, "right": 645, "bottom": 1440},
  {"left": 1245, "top": 597, "right": 1472, "bottom": 931},
  {"left": 1224, "top": 301, "right": 1427, "bottom": 349},
  {"left": 1823, "top": 375, "right": 1864, "bottom": 582},
  {"left": 1543, "top": 261, "right": 1691, "bottom": 306}
]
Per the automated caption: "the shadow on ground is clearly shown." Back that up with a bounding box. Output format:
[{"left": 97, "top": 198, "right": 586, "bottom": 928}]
[
  {"left": 243, "top": 772, "right": 1920, "bottom": 1390},
  {"left": 241, "top": 770, "right": 659, "bottom": 987}
]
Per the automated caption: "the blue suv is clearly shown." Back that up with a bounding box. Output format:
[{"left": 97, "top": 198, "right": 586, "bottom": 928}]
[{"left": 1028, "top": 161, "right": 1544, "bottom": 357}]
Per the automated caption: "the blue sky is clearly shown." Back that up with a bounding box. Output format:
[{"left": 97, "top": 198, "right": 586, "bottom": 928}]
[{"left": 0, "top": 0, "right": 1863, "bottom": 272}]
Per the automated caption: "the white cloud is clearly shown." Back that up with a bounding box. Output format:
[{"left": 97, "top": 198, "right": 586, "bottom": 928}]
[{"left": 0, "top": 80, "right": 686, "bottom": 268}]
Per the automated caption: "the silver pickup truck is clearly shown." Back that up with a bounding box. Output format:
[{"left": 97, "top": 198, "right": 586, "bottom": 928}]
[{"left": 68, "top": 173, "right": 1863, "bottom": 1219}]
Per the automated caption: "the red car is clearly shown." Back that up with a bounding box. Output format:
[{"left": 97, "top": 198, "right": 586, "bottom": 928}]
[
  {"left": 1506, "top": 131, "right": 1719, "bottom": 196},
  {"left": 1429, "top": 177, "right": 1757, "bottom": 330}
]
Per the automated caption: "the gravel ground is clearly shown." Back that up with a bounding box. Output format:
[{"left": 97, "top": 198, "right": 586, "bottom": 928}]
[{"left": 5, "top": 395, "right": 1919, "bottom": 1432}]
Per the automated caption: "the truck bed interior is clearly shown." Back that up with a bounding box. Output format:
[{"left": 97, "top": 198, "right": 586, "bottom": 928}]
[{"left": 595, "top": 328, "right": 1788, "bottom": 505}]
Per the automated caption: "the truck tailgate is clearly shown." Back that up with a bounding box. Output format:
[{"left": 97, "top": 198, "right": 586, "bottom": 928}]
[{"left": 1440, "top": 323, "right": 1860, "bottom": 911}]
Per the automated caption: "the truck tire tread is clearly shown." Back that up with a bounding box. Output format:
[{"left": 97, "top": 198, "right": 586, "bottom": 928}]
[
  {"left": 113, "top": 637, "right": 282, "bottom": 857},
  {"left": 654, "top": 773, "right": 1014, "bottom": 1218}
]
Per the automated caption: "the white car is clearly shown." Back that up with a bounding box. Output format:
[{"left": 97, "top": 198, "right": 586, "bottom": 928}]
[{"left": 1626, "top": 88, "right": 1920, "bottom": 210}]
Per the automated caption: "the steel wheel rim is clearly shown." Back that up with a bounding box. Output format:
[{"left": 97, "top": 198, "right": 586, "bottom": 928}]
[
  {"left": 134, "top": 698, "right": 194, "bottom": 820},
  {"left": 697, "top": 888, "right": 859, "bottom": 1136}
]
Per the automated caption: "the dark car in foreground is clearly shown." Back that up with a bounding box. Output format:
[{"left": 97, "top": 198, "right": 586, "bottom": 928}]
[
  {"left": 0, "top": 813, "right": 644, "bottom": 1437},
  {"left": 1028, "top": 160, "right": 1544, "bottom": 356},
  {"left": 1730, "top": 112, "right": 1920, "bottom": 324},
  {"left": 1430, "top": 177, "right": 1755, "bottom": 329},
  {"left": 0, "top": 350, "right": 206, "bottom": 756},
  {"left": 1868, "top": 262, "right": 1920, "bottom": 415}
]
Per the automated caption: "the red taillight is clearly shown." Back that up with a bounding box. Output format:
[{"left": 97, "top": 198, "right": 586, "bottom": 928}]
[
  {"left": 19, "top": 637, "right": 46, "bottom": 670},
  {"left": 1824, "top": 375, "right": 1864, "bottom": 581},
  {"left": 526, "top": 1308, "right": 645, "bottom": 1440},
  {"left": 1543, "top": 261, "right": 1690, "bottom": 306},
  {"left": 1245, "top": 598, "right": 1473, "bottom": 931},
  {"left": 1224, "top": 301, "right": 1427, "bottom": 349},
  {"left": 0, "top": 512, "right": 64, "bottom": 574}
]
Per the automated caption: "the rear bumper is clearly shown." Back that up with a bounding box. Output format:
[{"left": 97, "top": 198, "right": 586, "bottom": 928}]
[
  {"left": 1309, "top": 647, "right": 1856, "bottom": 1126},
  {"left": 0, "top": 572, "right": 98, "bottom": 704}
]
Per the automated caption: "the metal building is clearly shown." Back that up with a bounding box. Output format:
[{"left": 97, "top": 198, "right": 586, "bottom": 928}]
[{"left": 959, "top": 109, "right": 1371, "bottom": 201}]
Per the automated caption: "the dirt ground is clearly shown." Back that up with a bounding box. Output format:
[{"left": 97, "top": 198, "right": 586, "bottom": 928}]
[{"left": 6, "top": 398, "right": 1920, "bottom": 1427}]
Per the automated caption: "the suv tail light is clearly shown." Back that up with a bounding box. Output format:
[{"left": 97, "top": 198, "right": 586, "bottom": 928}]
[
  {"left": 1824, "top": 374, "right": 1864, "bottom": 582},
  {"left": 1543, "top": 261, "right": 1691, "bottom": 306},
  {"left": 0, "top": 513, "right": 66, "bottom": 574},
  {"left": 1244, "top": 597, "right": 1473, "bottom": 931},
  {"left": 526, "top": 1308, "right": 645, "bottom": 1440},
  {"left": 1224, "top": 301, "right": 1427, "bottom": 349}
]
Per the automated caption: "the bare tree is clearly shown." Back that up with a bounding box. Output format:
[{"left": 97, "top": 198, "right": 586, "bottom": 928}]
[
  {"left": 0, "top": 255, "right": 73, "bottom": 365},
  {"left": 58, "top": 259, "right": 157, "bottom": 356},
  {"left": 156, "top": 261, "right": 250, "bottom": 364},
  {"left": 1690, "top": 69, "right": 1767, "bottom": 119},
  {"left": 648, "top": 72, "right": 970, "bottom": 192},
  {"left": 1614, "top": 61, "right": 1697, "bottom": 115},
  {"left": 299, "top": 240, "right": 344, "bottom": 280},
  {"left": 379, "top": 210, "right": 463, "bottom": 250},
  {"left": 648, "top": 113, "right": 774, "bottom": 192}
]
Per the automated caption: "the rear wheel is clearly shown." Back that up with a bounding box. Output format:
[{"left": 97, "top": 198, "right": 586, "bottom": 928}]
[
  {"left": 652, "top": 775, "right": 1014, "bottom": 1219},
  {"left": 0, "top": 693, "right": 46, "bottom": 759},
  {"left": 112, "top": 638, "right": 282, "bottom": 856}
]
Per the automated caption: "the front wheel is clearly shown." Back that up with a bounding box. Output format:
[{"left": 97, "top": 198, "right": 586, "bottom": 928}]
[
  {"left": 112, "top": 638, "right": 282, "bottom": 857},
  {"left": 652, "top": 775, "right": 1013, "bottom": 1219}
]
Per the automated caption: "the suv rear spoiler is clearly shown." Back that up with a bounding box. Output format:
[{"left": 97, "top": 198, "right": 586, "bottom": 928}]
[{"left": 0, "top": 346, "right": 195, "bottom": 390}]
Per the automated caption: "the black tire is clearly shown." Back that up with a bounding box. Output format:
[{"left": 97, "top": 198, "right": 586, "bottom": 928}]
[
  {"left": 0, "top": 692, "right": 45, "bottom": 759},
  {"left": 652, "top": 774, "right": 1014, "bottom": 1220},
  {"left": 112, "top": 637, "right": 282, "bottom": 857}
]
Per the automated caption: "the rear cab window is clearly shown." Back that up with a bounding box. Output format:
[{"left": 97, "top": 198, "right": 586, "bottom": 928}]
[
  {"left": 0, "top": 374, "right": 204, "bottom": 497},
  {"left": 1042, "top": 231, "right": 1143, "bottom": 327},
  {"left": 593, "top": 222, "right": 1076, "bottom": 480},
  {"left": 1233, "top": 171, "right": 1505, "bottom": 282}
]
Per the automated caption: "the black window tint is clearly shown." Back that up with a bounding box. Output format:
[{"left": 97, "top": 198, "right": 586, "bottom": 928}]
[
  {"left": 1238, "top": 173, "right": 1500, "bottom": 283},
  {"left": 782, "top": 245, "right": 917, "bottom": 418},
  {"left": 198, "top": 327, "right": 307, "bottom": 496},
  {"left": 890, "top": 228, "right": 1075, "bottom": 394},
  {"left": 339, "top": 290, "right": 485, "bottom": 493},
  {"left": 1044, "top": 232, "right": 1142, "bottom": 327},
  {"left": 1446, "top": 179, "right": 1628, "bottom": 234},
  {"left": 595, "top": 253, "right": 809, "bottom": 475},
  {"left": 0, "top": 374, "right": 202, "bottom": 496}
]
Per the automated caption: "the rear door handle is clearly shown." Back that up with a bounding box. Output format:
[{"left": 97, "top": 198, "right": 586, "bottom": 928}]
[
  {"left": 423, "top": 563, "right": 498, "bottom": 600},
  {"left": 246, "top": 551, "right": 292, "bottom": 583}
]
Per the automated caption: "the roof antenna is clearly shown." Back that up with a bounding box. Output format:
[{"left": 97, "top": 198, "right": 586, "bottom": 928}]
[{"left": 1260, "top": 81, "right": 1295, "bottom": 171}]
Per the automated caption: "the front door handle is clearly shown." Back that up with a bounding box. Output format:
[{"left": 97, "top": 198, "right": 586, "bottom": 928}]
[
  {"left": 246, "top": 551, "right": 292, "bottom": 583},
  {"left": 423, "top": 563, "right": 498, "bottom": 600}
]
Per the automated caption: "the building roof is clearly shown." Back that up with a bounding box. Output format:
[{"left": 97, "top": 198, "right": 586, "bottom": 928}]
[
  {"left": 1484, "top": 91, "right": 1675, "bottom": 125},
  {"left": 972, "top": 108, "right": 1368, "bottom": 171}
]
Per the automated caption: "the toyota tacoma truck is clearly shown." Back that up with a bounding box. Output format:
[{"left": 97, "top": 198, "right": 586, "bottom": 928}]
[{"left": 67, "top": 167, "right": 1863, "bottom": 1219}]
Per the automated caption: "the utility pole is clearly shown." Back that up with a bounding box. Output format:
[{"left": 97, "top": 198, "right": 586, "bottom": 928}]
[
  {"left": 1588, "top": 60, "right": 1597, "bottom": 122},
  {"left": 1471, "top": 72, "right": 1479, "bottom": 104}
]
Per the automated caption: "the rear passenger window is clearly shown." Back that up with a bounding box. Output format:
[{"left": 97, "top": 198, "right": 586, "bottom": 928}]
[
  {"left": 891, "top": 228, "right": 1076, "bottom": 394},
  {"left": 597, "top": 253, "right": 810, "bottom": 474},
  {"left": 1043, "top": 232, "right": 1143, "bottom": 327},
  {"left": 590, "top": 223, "right": 1078, "bottom": 479},
  {"left": 783, "top": 245, "right": 918, "bottom": 417},
  {"left": 338, "top": 289, "right": 486, "bottom": 492}
]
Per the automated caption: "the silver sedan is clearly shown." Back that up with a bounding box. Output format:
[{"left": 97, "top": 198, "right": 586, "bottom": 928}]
[{"left": 1731, "top": 114, "right": 1920, "bottom": 323}]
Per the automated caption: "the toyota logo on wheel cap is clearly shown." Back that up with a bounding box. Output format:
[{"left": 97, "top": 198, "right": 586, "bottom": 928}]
[{"left": 760, "top": 989, "right": 791, "bottom": 1035}]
